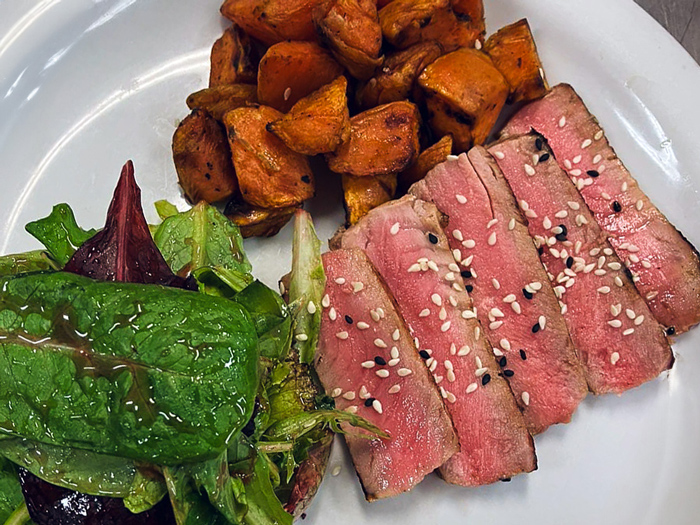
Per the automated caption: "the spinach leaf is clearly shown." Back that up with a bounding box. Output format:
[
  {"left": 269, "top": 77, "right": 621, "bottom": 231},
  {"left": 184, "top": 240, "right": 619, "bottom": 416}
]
[
  {"left": 189, "top": 451, "right": 247, "bottom": 524},
  {"left": 242, "top": 455, "right": 292, "bottom": 525},
  {"left": 0, "top": 458, "right": 24, "bottom": 523},
  {"left": 193, "top": 266, "right": 253, "bottom": 298},
  {"left": 154, "top": 200, "right": 180, "bottom": 221},
  {"left": 163, "top": 467, "right": 229, "bottom": 525},
  {"left": 123, "top": 471, "right": 168, "bottom": 514},
  {"left": 288, "top": 211, "right": 325, "bottom": 364},
  {"left": 0, "top": 251, "right": 57, "bottom": 275},
  {"left": 0, "top": 272, "right": 258, "bottom": 465},
  {"left": 24, "top": 204, "right": 96, "bottom": 267},
  {"left": 154, "top": 202, "right": 251, "bottom": 278},
  {"left": 265, "top": 411, "right": 388, "bottom": 443}
]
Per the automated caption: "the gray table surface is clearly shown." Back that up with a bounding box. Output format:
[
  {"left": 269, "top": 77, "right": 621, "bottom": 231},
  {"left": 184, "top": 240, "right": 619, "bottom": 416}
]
[{"left": 636, "top": 0, "right": 699, "bottom": 62}]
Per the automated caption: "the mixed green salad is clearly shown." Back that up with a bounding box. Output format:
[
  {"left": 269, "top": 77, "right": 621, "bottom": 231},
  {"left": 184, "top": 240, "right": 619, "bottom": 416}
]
[{"left": 0, "top": 162, "right": 380, "bottom": 525}]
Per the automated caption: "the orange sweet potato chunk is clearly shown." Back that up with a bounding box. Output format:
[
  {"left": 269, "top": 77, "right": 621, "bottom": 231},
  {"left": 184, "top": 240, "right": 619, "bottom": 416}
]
[
  {"left": 267, "top": 76, "right": 350, "bottom": 155},
  {"left": 399, "top": 134, "right": 453, "bottom": 192},
  {"left": 224, "top": 105, "right": 315, "bottom": 208},
  {"left": 356, "top": 41, "right": 443, "bottom": 108},
  {"left": 220, "top": 0, "right": 324, "bottom": 45},
  {"left": 378, "top": 0, "right": 482, "bottom": 52},
  {"left": 327, "top": 101, "right": 421, "bottom": 177},
  {"left": 343, "top": 173, "right": 397, "bottom": 225},
  {"left": 418, "top": 48, "right": 509, "bottom": 151},
  {"left": 209, "top": 25, "right": 258, "bottom": 87},
  {"left": 257, "top": 41, "right": 345, "bottom": 113},
  {"left": 484, "top": 18, "right": 549, "bottom": 103},
  {"left": 186, "top": 84, "right": 257, "bottom": 122},
  {"left": 172, "top": 109, "right": 238, "bottom": 204},
  {"left": 225, "top": 200, "right": 300, "bottom": 237},
  {"left": 313, "top": 0, "right": 383, "bottom": 80}
]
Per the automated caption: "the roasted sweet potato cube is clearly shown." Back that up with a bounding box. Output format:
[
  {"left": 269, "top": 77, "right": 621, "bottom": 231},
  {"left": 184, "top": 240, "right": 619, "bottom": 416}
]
[
  {"left": 357, "top": 42, "right": 443, "bottom": 108},
  {"left": 220, "top": 0, "right": 324, "bottom": 45},
  {"left": 327, "top": 101, "right": 421, "bottom": 177},
  {"left": 225, "top": 199, "right": 300, "bottom": 237},
  {"left": 172, "top": 109, "right": 238, "bottom": 204},
  {"left": 224, "top": 106, "right": 315, "bottom": 208},
  {"left": 378, "top": 0, "right": 482, "bottom": 52},
  {"left": 399, "top": 134, "right": 453, "bottom": 192},
  {"left": 257, "top": 41, "right": 345, "bottom": 113},
  {"left": 343, "top": 173, "right": 397, "bottom": 225},
  {"left": 186, "top": 84, "right": 257, "bottom": 122},
  {"left": 267, "top": 77, "right": 350, "bottom": 155},
  {"left": 209, "top": 25, "right": 258, "bottom": 87},
  {"left": 419, "top": 48, "right": 509, "bottom": 150},
  {"left": 484, "top": 18, "right": 549, "bottom": 103},
  {"left": 376, "top": 0, "right": 394, "bottom": 6},
  {"left": 313, "top": 0, "right": 383, "bottom": 80},
  {"left": 451, "top": 0, "right": 485, "bottom": 35}
]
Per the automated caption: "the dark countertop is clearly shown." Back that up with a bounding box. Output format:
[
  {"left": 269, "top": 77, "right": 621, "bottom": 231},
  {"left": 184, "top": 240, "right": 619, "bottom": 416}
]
[{"left": 636, "top": 0, "right": 699, "bottom": 62}]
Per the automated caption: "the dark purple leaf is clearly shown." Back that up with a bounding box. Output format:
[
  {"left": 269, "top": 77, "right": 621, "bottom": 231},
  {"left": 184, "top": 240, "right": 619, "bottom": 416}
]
[{"left": 63, "top": 160, "right": 192, "bottom": 289}]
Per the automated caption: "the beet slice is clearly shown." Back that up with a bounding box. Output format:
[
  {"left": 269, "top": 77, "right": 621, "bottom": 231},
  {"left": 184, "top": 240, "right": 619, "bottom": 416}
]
[
  {"left": 341, "top": 196, "right": 536, "bottom": 486},
  {"left": 64, "top": 160, "right": 190, "bottom": 289},
  {"left": 316, "top": 248, "right": 458, "bottom": 499},
  {"left": 410, "top": 151, "right": 588, "bottom": 434},
  {"left": 490, "top": 134, "right": 674, "bottom": 394},
  {"left": 502, "top": 84, "right": 700, "bottom": 334}
]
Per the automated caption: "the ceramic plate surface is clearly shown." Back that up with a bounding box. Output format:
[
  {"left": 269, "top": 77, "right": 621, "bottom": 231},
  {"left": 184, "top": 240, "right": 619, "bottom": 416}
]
[{"left": 0, "top": 1, "right": 698, "bottom": 524}]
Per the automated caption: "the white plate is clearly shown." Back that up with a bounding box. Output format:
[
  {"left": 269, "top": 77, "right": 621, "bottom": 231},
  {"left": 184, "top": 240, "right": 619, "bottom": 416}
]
[{"left": 0, "top": 1, "right": 698, "bottom": 524}]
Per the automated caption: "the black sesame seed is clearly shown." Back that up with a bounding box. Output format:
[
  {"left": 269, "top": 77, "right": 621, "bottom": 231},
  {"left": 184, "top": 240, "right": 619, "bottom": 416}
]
[
  {"left": 559, "top": 224, "right": 568, "bottom": 236},
  {"left": 539, "top": 153, "right": 550, "bottom": 163},
  {"left": 466, "top": 284, "right": 474, "bottom": 293},
  {"left": 481, "top": 373, "right": 491, "bottom": 386},
  {"left": 555, "top": 224, "right": 568, "bottom": 242},
  {"left": 461, "top": 270, "right": 472, "bottom": 279},
  {"left": 537, "top": 246, "right": 544, "bottom": 255},
  {"left": 419, "top": 350, "right": 430, "bottom": 359},
  {"left": 666, "top": 326, "right": 676, "bottom": 336},
  {"left": 501, "top": 478, "right": 512, "bottom": 483},
  {"left": 566, "top": 256, "right": 574, "bottom": 268},
  {"left": 499, "top": 356, "right": 507, "bottom": 367},
  {"left": 612, "top": 201, "right": 622, "bottom": 213},
  {"left": 344, "top": 315, "right": 354, "bottom": 324},
  {"left": 428, "top": 233, "right": 438, "bottom": 244},
  {"left": 520, "top": 349, "right": 527, "bottom": 360},
  {"left": 587, "top": 170, "right": 599, "bottom": 178},
  {"left": 364, "top": 398, "right": 375, "bottom": 407},
  {"left": 522, "top": 288, "right": 534, "bottom": 300},
  {"left": 535, "top": 138, "right": 543, "bottom": 151},
  {"left": 532, "top": 322, "right": 541, "bottom": 333},
  {"left": 301, "top": 175, "right": 311, "bottom": 183},
  {"left": 374, "top": 356, "right": 387, "bottom": 366},
  {"left": 504, "top": 369, "right": 515, "bottom": 377}
]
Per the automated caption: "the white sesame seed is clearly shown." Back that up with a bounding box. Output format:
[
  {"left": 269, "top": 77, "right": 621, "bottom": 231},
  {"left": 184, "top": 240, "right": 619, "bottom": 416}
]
[
  {"left": 462, "top": 310, "right": 477, "bottom": 319},
  {"left": 488, "top": 231, "right": 497, "bottom": 246},
  {"left": 427, "top": 260, "right": 439, "bottom": 272},
  {"left": 370, "top": 310, "right": 380, "bottom": 322},
  {"left": 559, "top": 116, "right": 566, "bottom": 127},
  {"left": 581, "top": 139, "right": 592, "bottom": 149},
  {"left": 388, "top": 385, "right": 401, "bottom": 394},
  {"left": 441, "top": 321, "right": 452, "bottom": 332},
  {"left": 532, "top": 153, "right": 540, "bottom": 165},
  {"left": 594, "top": 269, "right": 606, "bottom": 276},
  {"left": 625, "top": 309, "right": 636, "bottom": 320},
  {"left": 491, "top": 307, "right": 505, "bottom": 318},
  {"left": 376, "top": 369, "right": 390, "bottom": 378},
  {"left": 530, "top": 281, "right": 543, "bottom": 291},
  {"left": 493, "top": 347, "right": 503, "bottom": 357},
  {"left": 343, "top": 391, "right": 356, "bottom": 400},
  {"left": 492, "top": 278, "right": 501, "bottom": 290},
  {"left": 307, "top": 301, "right": 317, "bottom": 314},
  {"left": 462, "top": 255, "right": 474, "bottom": 267},
  {"left": 634, "top": 315, "right": 645, "bottom": 326},
  {"left": 283, "top": 87, "right": 292, "bottom": 101},
  {"left": 522, "top": 391, "right": 530, "bottom": 405},
  {"left": 500, "top": 339, "right": 511, "bottom": 351},
  {"left": 430, "top": 360, "right": 438, "bottom": 372},
  {"left": 431, "top": 294, "right": 442, "bottom": 306},
  {"left": 614, "top": 276, "right": 624, "bottom": 287},
  {"left": 611, "top": 352, "right": 620, "bottom": 365},
  {"left": 374, "top": 338, "right": 387, "bottom": 348},
  {"left": 629, "top": 254, "right": 640, "bottom": 264},
  {"left": 336, "top": 331, "right": 349, "bottom": 339},
  {"left": 335, "top": 277, "right": 346, "bottom": 285},
  {"left": 555, "top": 210, "right": 568, "bottom": 219},
  {"left": 407, "top": 263, "right": 421, "bottom": 273},
  {"left": 646, "top": 291, "right": 658, "bottom": 300},
  {"left": 550, "top": 248, "right": 561, "bottom": 258},
  {"left": 279, "top": 281, "right": 286, "bottom": 296},
  {"left": 565, "top": 278, "right": 575, "bottom": 288},
  {"left": 447, "top": 370, "right": 456, "bottom": 383},
  {"left": 449, "top": 295, "right": 458, "bottom": 307},
  {"left": 623, "top": 328, "right": 635, "bottom": 336},
  {"left": 296, "top": 333, "right": 308, "bottom": 341},
  {"left": 475, "top": 367, "right": 488, "bottom": 377},
  {"left": 543, "top": 216, "right": 552, "bottom": 230},
  {"left": 352, "top": 282, "right": 364, "bottom": 293},
  {"left": 453, "top": 283, "right": 463, "bottom": 292},
  {"left": 438, "top": 307, "right": 447, "bottom": 321},
  {"left": 636, "top": 200, "right": 643, "bottom": 211},
  {"left": 567, "top": 201, "right": 580, "bottom": 211},
  {"left": 525, "top": 209, "right": 538, "bottom": 218},
  {"left": 397, "top": 368, "right": 412, "bottom": 377},
  {"left": 503, "top": 294, "right": 516, "bottom": 303},
  {"left": 561, "top": 303, "right": 568, "bottom": 314},
  {"left": 604, "top": 248, "right": 614, "bottom": 255},
  {"left": 345, "top": 406, "right": 358, "bottom": 414},
  {"left": 390, "top": 347, "right": 400, "bottom": 360},
  {"left": 592, "top": 154, "right": 602, "bottom": 164},
  {"left": 359, "top": 386, "right": 369, "bottom": 399},
  {"left": 458, "top": 345, "right": 471, "bottom": 356},
  {"left": 598, "top": 286, "right": 611, "bottom": 294},
  {"left": 419, "top": 309, "right": 431, "bottom": 318},
  {"left": 445, "top": 272, "right": 456, "bottom": 282},
  {"left": 474, "top": 326, "right": 481, "bottom": 340},
  {"left": 466, "top": 383, "right": 478, "bottom": 394},
  {"left": 453, "top": 249, "right": 462, "bottom": 262},
  {"left": 564, "top": 159, "right": 573, "bottom": 169},
  {"left": 511, "top": 301, "right": 522, "bottom": 314},
  {"left": 331, "top": 388, "right": 342, "bottom": 397},
  {"left": 525, "top": 164, "right": 536, "bottom": 176},
  {"left": 372, "top": 399, "right": 383, "bottom": 414},
  {"left": 448, "top": 263, "right": 460, "bottom": 273},
  {"left": 611, "top": 305, "right": 621, "bottom": 316},
  {"left": 361, "top": 361, "right": 375, "bottom": 368},
  {"left": 489, "top": 321, "right": 504, "bottom": 330},
  {"left": 388, "top": 358, "right": 400, "bottom": 367},
  {"left": 494, "top": 151, "right": 505, "bottom": 159},
  {"left": 475, "top": 356, "right": 483, "bottom": 368},
  {"left": 608, "top": 320, "right": 622, "bottom": 328},
  {"left": 444, "top": 359, "right": 454, "bottom": 371},
  {"left": 487, "top": 218, "right": 499, "bottom": 229},
  {"left": 453, "top": 229, "right": 464, "bottom": 241},
  {"left": 389, "top": 222, "right": 400, "bottom": 236},
  {"left": 456, "top": 194, "right": 468, "bottom": 204},
  {"left": 573, "top": 155, "right": 582, "bottom": 164},
  {"left": 329, "top": 307, "right": 337, "bottom": 321},
  {"left": 570, "top": 169, "right": 582, "bottom": 176}
]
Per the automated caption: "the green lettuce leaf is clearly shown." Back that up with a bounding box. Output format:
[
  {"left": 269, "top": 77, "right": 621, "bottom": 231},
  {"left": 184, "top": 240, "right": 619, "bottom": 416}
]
[
  {"left": 153, "top": 202, "right": 251, "bottom": 278},
  {"left": 0, "top": 458, "right": 24, "bottom": 523},
  {"left": 0, "top": 251, "right": 57, "bottom": 275},
  {"left": 242, "top": 456, "right": 292, "bottom": 525},
  {"left": 0, "top": 272, "right": 259, "bottom": 464},
  {"left": 24, "top": 204, "right": 97, "bottom": 266},
  {"left": 288, "top": 211, "right": 325, "bottom": 364},
  {"left": 163, "top": 467, "right": 230, "bottom": 525},
  {"left": 189, "top": 451, "right": 248, "bottom": 524},
  {"left": 193, "top": 266, "right": 253, "bottom": 297}
]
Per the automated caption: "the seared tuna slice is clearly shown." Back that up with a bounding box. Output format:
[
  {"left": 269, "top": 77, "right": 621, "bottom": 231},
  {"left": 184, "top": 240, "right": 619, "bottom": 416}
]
[
  {"left": 316, "top": 248, "right": 458, "bottom": 500},
  {"left": 341, "top": 196, "right": 536, "bottom": 486},
  {"left": 502, "top": 84, "right": 700, "bottom": 334},
  {"left": 410, "top": 150, "right": 588, "bottom": 434},
  {"left": 490, "top": 135, "right": 674, "bottom": 394}
]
